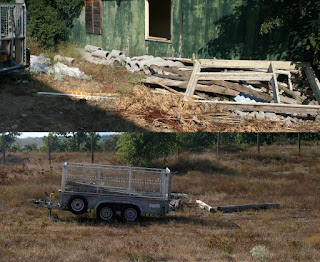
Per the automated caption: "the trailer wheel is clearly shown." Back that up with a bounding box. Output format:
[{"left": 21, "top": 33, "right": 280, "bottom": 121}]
[
  {"left": 97, "top": 205, "right": 114, "bottom": 221},
  {"left": 68, "top": 196, "right": 88, "bottom": 215},
  {"left": 123, "top": 206, "right": 140, "bottom": 222}
]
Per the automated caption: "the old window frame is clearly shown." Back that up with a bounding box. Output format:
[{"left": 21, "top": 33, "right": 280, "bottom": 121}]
[
  {"left": 85, "top": 0, "right": 102, "bottom": 35},
  {"left": 145, "top": 0, "right": 172, "bottom": 43}
]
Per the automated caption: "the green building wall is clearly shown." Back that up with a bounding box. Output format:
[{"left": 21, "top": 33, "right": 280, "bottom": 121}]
[{"left": 69, "top": 0, "right": 294, "bottom": 60}]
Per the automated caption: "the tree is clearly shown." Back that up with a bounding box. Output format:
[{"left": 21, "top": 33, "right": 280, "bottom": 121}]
[
  {"left": 0, "top": 133, "right": 21, "bottom": 163},
  {"left": 24, "top": 143, "right": 39, "bottom": 152},
  {"left": 103, "top": 134, "right": 120, "bottom": 152},
  {"left": 41, "top": 133, "right": 63, "bottom": 152},
  {"left": 116, "top": 133, "right": 177, "bottom": 166},
  {"left": 259, "top": 0, "right": 320, "bottom": 65},
  {"left": 26, "top": 0, "right": 83, "bottom": 47}
]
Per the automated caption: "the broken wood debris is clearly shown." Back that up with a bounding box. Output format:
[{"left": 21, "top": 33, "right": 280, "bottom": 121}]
[
  {"left": 196, "top": 200, "right": 216, "bottom": 213},
  {"left": 217, "top": 203, "right": 280, "bottom": 213},
  {"left": 196, "top": 200, "right": 280, "bottom": 213},
  {"left": 143, "top": 58, "right": 320, "bottom": 117}
]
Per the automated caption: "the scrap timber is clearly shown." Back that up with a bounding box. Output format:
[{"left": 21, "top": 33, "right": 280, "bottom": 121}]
[{"left": 143, "top": 59, "right": 320, "bottom": 116}]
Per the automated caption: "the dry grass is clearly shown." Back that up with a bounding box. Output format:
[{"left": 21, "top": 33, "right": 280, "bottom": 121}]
[
  {"left": 1, "top": 50, "right": 320, "bottom": 132},
  {"left": 116, "top": 86, "right": 320, "bottom": 132},
  {"left": 0, "top": 145, "right": 320, "bottom": 261}
]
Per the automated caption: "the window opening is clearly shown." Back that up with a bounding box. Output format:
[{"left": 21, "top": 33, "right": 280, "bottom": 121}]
[{"left": 145, "top": 0, "right": 172, "bottom": 41}]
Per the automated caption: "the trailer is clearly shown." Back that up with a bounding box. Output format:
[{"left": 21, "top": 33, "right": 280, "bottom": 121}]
[
  {"left": 0, "top": 1, "right": 28, "bottom": 73},
  {"left": 32, "top": 162, "right": 172, "bottom": 222}
]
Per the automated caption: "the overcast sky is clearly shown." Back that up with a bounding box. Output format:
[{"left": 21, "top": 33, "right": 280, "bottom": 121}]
[{"left": 19, "top": 132, "right": 117, "bottom": 138}]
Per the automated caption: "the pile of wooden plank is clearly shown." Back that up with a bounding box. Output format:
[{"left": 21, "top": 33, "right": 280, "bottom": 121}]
[{"left": 143, "top": 59, "right": 320, "bottom": 116}]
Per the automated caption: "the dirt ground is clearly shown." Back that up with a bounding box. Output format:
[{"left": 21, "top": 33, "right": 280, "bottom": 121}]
[
  {"left": 0, "top": 146, "right": 320, "bottom": 261},
  {"left": 1, "top": 62, "right": 320, "bottom": 132}
]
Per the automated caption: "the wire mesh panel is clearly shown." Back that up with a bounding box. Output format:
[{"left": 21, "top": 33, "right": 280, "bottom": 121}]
[
  {"left": 62, "top": 163, "right": 171, "bottom": 199},
  {"left": 0, "top": 4, "right": 25, "bottom": 40},
  {"left": 0, "top": 3, "right": 27, "bottom": 71}
]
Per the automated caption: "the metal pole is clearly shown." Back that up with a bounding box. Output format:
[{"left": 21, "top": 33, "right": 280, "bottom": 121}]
[{"left": 257, "top": 133, "right": 260, "bottom": 153}]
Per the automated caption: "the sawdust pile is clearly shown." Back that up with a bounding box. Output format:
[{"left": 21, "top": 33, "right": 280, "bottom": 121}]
[{"left": 115, "top": 86, "right": 308, "bottom": 132}]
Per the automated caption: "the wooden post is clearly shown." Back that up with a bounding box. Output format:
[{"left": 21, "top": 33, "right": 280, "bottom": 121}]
[
  {"left": 257, "top": 133, "right": 260, "bottom": 153},
  {"left": 91, "top": 134, "right": 94, "bottom": 163},
  {"left": 268, "top": 62, "right": 280, "bottom": 103},
  {"left": 48, "top": 135, "right": 52, "bottom": 167},
  {"left": 2, "top": 136, "right": 5, "bottom": 164},
  {"left": 176, "top": 147, "right": 180, "bottom": 156},
  {"left": 298, "top": 133, "right": 301, "bottom": 155},
  {"left": 217, "top": 132, "right": 220, "bottom": 156}
]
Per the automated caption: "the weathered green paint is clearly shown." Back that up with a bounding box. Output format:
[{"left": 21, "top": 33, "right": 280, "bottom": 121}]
[{"left": 69, "top": 0, "right": 299, "bottom": 60}]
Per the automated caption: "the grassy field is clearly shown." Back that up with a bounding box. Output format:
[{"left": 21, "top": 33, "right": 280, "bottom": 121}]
[{"left": 0, "top": 145, "right": 320, "bottom": 261}]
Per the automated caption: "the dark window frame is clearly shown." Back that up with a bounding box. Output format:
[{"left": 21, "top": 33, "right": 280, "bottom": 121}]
[{"left": 145, "top": 0, "right": 172, "bottom": 43}]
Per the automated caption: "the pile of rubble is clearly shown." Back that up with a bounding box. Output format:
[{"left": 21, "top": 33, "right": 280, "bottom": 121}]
[{"left": 82, "top": 45, "right": 320, "bottom": 125}]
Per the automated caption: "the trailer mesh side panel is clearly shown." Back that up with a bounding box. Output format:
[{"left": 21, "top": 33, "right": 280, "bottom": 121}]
[
  {"left": 0, "top": 3, "right": 27, "bottom": 72},
  {"left": 63, "top": 163, "right": 170, "bottom": 199}
]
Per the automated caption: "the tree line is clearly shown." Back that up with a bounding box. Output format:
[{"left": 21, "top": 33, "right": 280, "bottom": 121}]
[{"left": 1, "top": 132, "right": 320, "bottom": 166}]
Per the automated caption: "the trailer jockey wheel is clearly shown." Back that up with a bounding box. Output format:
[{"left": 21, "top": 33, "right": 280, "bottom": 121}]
[
  {"left": 123, "top": 206, "right": 140, "bottom": 222},
  {"left": 68, "top": 196, "right": 88, "bottom": 214},
  {"left": 97, "top": 205, "right": 114, "bottom": 221}
]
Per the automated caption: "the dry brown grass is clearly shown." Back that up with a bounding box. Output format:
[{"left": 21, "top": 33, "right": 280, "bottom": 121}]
[
  {"left": 1, "top": 56, "right": 320, "bottom": 132},
  {"left": 0, "top": 146, "right": 320, "bottom": 261},
  {"left": 116, "top": 86, "right": 320, "bottom": 132}
]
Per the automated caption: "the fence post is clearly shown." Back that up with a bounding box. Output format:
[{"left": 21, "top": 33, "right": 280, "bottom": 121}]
[
  {"left": 2, "top": 136, "right": 5, "bottom": 164},
  {"left": 217, "top": 132, "right": 220, "bottom": 156},
  {"left": 257, "top": 133, "right": 260, "bottom": 153},
  {"left": 48, "top": 135, "right": 51, "bottom": 167},
  {"left": 298, "top": 133, "right": 301, "bottom": 155},
  {"left": 91, "top": 134, "right": 94, "bottom": 163}
]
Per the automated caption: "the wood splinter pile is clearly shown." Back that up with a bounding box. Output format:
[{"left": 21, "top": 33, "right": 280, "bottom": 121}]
[{"left": 142, "top": 58, "right": 320, "bottom": 117}]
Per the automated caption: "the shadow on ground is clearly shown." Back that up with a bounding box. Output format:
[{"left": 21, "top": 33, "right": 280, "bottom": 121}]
[
  {"left": 53, "top": 212, "right": 240, "bottom": 230},
  {"left": 0, "top": 73, "right": 146, "bottom": 132}
]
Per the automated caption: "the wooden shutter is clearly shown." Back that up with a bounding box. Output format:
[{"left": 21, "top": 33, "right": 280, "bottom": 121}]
[{"left": 85, "top": 0, "right": 102, "bottom": 35}]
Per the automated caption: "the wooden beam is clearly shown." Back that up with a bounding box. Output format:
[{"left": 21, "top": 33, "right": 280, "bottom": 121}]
[
  {"left": 143, "top": 76, "right": 239, "bottom": 97},
  {"left": 217, "top": 203, "right": 280, "bottom": 213},
  {"left": 196, "top": 200, "right": 216, "bottom": 213},
  {"left": 199, "top": 59, "right": 305, "bottom": 70},
  {"left": 184, "top": 60, "right": 200, "bottom": 100},
  {"left": 304, "top": 65, "right": 320, "bottom": 105},
  {"left": 196, "top": 72, "right": 273, "bottom": 81},
  {"left": 205, "top": 80, "right": 273, "bottom": 102},
  {"left": 195, "top": 100, "right": 320, "bottom": 115},
  {"left": 268, "top": 63, "right": 280, "bottom": 103}
]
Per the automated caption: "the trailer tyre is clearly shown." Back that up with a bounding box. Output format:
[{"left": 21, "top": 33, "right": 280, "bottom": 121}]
[
  {"left": 123, "top": 206, "right": 140, "bottom": 222},
  {"left": 68, "top": 196, "right": 88, "bottom": 215},
  {"left": 97, "top": 205, "right": 114, "bottom": 221}
]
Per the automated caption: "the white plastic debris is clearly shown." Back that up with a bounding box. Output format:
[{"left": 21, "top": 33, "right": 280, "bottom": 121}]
[
  {"left": 54, "top": 55, "right": 75, "bottom": 65},
  {"left": 29, "top": 54, "right": 51, "bottom": 74},
  {"left": 49, "top": 62, "right": 91, "bottom": 80},
  {"left": 234, "top": 95, "right": 258, "bottom": 103}
]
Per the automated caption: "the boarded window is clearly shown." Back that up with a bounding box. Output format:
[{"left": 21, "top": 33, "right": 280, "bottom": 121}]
[
  {"left": 145, "top": 0, "right": 172, "bottom": 41},
  {"left": 85, "top": 0, "right": 102, "bottom": 35}
]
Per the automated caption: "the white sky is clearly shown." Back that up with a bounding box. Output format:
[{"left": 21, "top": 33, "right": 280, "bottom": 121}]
[{"left": 19, "top": 132, "right": 117, "bottom": 138}]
